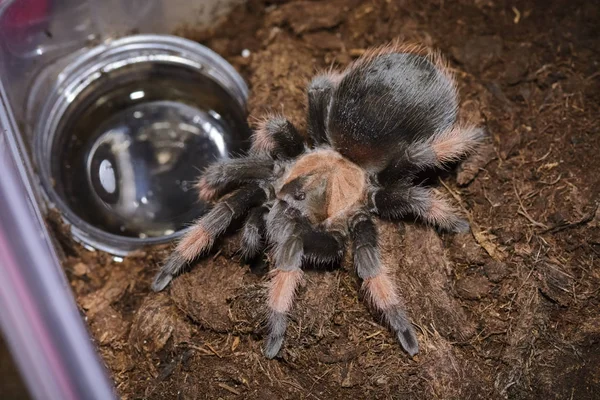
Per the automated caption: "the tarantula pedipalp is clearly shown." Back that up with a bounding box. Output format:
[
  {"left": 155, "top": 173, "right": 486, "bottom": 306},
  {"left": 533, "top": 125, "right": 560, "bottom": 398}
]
[{"left": 152, "top": 42, "right": 485, "bottom": 359}]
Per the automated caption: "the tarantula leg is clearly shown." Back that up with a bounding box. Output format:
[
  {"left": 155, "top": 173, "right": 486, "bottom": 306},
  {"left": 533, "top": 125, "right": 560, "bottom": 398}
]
[
  {"left": 378, "top": 125, "right": 485, "bottom": 186},
  {"left": 407, "top": 125, "right": 486, "bottom": 169},
  {"left": 262, "top": 200, "right": 307, "bottom": 358},
  {"left": 265, "top": 267, "right": 303, "bottom": 359},
  {"left": 240, "top": 205, "right": 269, "bottom": 260},
  {"left": 152, "top": 185, "right": 267, "bottom": 291},
  {"left": 370, "top": 183, "right": 469, "bottom": 233},
  {"left": 349, "top": 212, "right": 419, "bottom": 356},
  {"left": 376, "top": 159, "right": 420, "bottom": 187},
  {"left": 307, "top": 72, "right": 342, "bottom": 145},
  {"left": 250, "top": 116, "right": 305, "bottom": 159},
  {"left": 195, "top": 157, "right": 274, "bottom": 202}
]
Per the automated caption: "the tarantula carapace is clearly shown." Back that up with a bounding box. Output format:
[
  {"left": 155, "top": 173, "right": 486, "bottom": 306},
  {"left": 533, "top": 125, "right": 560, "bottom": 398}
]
[{"left": 152, "top": 42, "right": 484, "bottom": 359}]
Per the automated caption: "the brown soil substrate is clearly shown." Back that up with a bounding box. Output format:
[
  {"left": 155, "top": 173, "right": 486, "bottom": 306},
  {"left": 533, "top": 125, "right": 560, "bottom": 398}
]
[{"left": 56, "top": 0, "right": 600, "bottom": 398}]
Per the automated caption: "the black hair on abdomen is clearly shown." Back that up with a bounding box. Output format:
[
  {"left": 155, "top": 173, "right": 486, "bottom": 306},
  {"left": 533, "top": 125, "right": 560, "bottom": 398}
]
[{"left": 327, "top": 53, "right": 458, "bottom": 170}]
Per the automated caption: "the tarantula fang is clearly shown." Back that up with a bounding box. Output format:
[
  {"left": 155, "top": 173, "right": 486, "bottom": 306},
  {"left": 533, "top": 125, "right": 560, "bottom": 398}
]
[{"left": 152, "top": 42, "right": 485, "bottom": 359}]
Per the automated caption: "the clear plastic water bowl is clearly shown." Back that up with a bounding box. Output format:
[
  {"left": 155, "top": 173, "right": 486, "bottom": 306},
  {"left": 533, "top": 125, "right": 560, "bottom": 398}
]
[{"left": 31, "top": 34, "right": 251, "bottom": 255}]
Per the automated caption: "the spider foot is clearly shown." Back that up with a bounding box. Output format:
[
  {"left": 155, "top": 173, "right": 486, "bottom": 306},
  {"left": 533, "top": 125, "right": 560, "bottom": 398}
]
[
  {"left": 152, "top": 253, "right": 186, "bottom": 292},
  {"left": 384, "top": 307, "right": 419, "bottom": 356},
  {"left": 263, "top": 311, "right": 287, "bottom": 359}
]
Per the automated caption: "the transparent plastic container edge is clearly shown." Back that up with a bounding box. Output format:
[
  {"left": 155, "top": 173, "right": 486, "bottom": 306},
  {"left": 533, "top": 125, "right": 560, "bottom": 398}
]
[{"left": 0, "top": 83, "right": 117, "bottom": 399}]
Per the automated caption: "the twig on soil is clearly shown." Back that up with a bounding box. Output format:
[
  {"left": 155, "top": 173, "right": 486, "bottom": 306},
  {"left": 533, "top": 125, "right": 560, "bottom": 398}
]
[
  {"left": 513, "top": 183, "right": 548, "bottom": 229},
  {"left": 534, "top": 150, "right": 552, "bottom": 162},
  {"left": 307, "top": 368, "right": 334, "bottom": 397},
  {"left": 205, "top": 342, "right": 223, "bottom": 358},
  {"left": 544, "top": 262, "right": 574, "bottom": 278},
  {"left": 512, "top": 6, "right": 521, "bottom": 23},
  {"left": 540, "top": 173, "right": 562, "bottom": 186},
  {"left": 412, "top": 321, "right": 432, "bottom": 340},
  {"left": 281, "top": 379, "right": 305, "bottom": 392},
  {"left": 506, "top": 267, "right": 534, "bottom": 311},
  {"left": 482, "top": 187, "right": 500, "bottom": 208},
  {"left": 588, "top": 241, "right": 600, "bottom": 256},
  {"left": 540, "top": 204, "right": 598, "bottom": 234},
  {"left": 212, "top": 249, "right": 223, "bottom": 260},
  {"left": 231, "top": 336, "right": 240, "bottom": 352},
  {"left": 185, "top": 343, "right": 221, "bottom": 357},
  {"left": 365, "top": 330, "right": 383, "bottom": 340},
  {"left": 185, "top": 344, "right": 213, "bottom": 355},
  {"left": 480, "top": 330, "right": 508, "bottom": 341},
  {"left": 349, "top": 48, "right": 366, "bottom": 57},
  {"left": 254, "top": 356, "right": 273, "bottom": 383},
  {"left": 440, "top": 179, "right": 505, "bottom": 261},
  {"left": 217, "top": 382, "right": 241, "bottom": 395}
]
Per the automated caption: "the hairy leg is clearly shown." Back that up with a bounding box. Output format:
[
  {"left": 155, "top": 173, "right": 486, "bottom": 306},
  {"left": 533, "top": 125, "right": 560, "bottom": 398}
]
[
  {"left": 250, "top": 116, "right": 305, "bottom": 159},
  {"left": 377, "top": 125, "right": 485, "bottom": 187},
  {"left": 375, "top": 159, "right": 420, "bottom": 188},
  {"left": 406, "top": 124, "right": 485, "bottom": 170},
  {"left": 307, "top": 72, "right": 342, "bottom": 145},
  {"left": 349, "top": 212, "right": 419, "bottom": 356},
  {"left": 239, "top": 206, "right": 268, "bottom": 260},
  {"left": 263, "top": 200, "right": 306, "bottom": 358},
  {"left": 369, "top": 182, "right": 469, "bottom": 233},
  {"left": 152, "top": 185, "right": 267, "bottom": 291},
  {"left": 195, "top": 157, "right": 274, "bottom": 202},
  {"left": 268, "top": 201, "right": 346, "bottom": 265}
]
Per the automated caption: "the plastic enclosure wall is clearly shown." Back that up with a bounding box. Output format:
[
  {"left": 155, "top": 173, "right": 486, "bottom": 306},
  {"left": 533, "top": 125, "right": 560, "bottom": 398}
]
[
  {"left": 0, "top": 0, "right": 244, "bottom": 399},
  {"left": 0, "top": 0, "right": 244, "bottom": 128},
  {"left": 0, "top": 101, "right": 116, "bottom": 399}
]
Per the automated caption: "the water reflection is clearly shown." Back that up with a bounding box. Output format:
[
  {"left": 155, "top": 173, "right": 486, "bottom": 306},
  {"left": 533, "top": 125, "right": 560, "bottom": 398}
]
[{"left": 84, "top": 101, "right": 228, "bottom": 238}]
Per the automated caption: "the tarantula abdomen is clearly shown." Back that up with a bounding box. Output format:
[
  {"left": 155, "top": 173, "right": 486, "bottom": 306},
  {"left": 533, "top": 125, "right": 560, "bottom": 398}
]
[{"left": 328, "top": 48, "right": 459, "bottom": 171}]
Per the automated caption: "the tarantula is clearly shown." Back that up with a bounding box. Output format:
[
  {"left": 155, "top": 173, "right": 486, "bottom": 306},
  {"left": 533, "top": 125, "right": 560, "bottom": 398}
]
[{"left": 152, "top": 42, "right": 484, "bottom": 359}]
